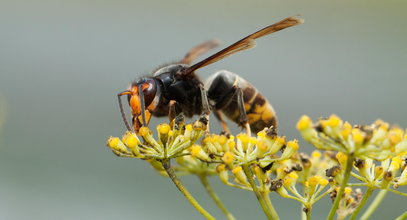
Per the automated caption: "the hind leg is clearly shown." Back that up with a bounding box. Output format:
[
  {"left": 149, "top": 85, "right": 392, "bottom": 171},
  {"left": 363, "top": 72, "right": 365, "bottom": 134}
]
[
  {"left": 206, "top": 71, "right": 251, "bottom": 135},
  {"left": 214, "top": 110, "right": 231, "bottom": 134}
]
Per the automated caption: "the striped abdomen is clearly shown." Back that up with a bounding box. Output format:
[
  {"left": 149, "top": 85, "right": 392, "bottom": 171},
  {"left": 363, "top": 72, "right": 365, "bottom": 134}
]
[{"left": 206, "top": 70, "right": 278, "bottom": 133}]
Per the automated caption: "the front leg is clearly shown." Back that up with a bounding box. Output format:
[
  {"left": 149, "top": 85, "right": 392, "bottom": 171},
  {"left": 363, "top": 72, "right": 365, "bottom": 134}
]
[
  {"left": 198, "top": 84, "right": 211, "bottom": 134},
  {"left": 236, "top": 87, "right": 251, "bottom": 136}
]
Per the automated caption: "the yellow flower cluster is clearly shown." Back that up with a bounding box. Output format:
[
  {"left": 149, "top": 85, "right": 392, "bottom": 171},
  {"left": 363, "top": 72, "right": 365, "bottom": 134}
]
[
  {"left": 107, "top": 115, "right": 208, "bottom": 162},
  {"left": 297, "top": 115, "right": 407, "bottom": 161},
  {"left": 106, "top": 114, "right": 407, "bottom": 219}
]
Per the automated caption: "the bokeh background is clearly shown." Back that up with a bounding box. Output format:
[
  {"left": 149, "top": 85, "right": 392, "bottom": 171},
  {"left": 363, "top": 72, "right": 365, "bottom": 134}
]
[{"left": 1, "top": 0, "right": 406, "bottom": 219}]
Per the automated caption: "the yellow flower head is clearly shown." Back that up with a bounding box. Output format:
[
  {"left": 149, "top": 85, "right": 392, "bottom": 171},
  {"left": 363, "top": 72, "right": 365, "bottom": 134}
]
[
  {"left": 341, "top": 122, "right": 352, "bottom": 138},
  {"left": 157, "top": 123, "right": 171, "bottom": 134},
  {"left": 297, "top": 115, "right": 312, "bottom": 130},
  {"left": 139, "top": 126, "right": 151, "bottom": 137},
  {"left": 257, "top": 130, "right": 266, "bottom": 138},
  {"left": 232, "top": 166, "right": 242, "bottom": 174},
  {"left": 351, "top": 128, "right": 364, "bottom": 145},
  {"left": 336, "top": 152, "right": 348, "bottom": 165},
  {"left": 287, "top": 140, "right": 299, "bottom": 151},
  {"left": 311, "top": 150, "right": 321, "bottom": 159},
  {"left": 388, "top": 127, "right": 403, "bottom": 145},
  {"left": 222, "top": 152, "right": 234, "bottom": 164},
  {"left": 308, "top": 175, "right": 322, "bottom": 187},
  {"left": 190, "top": 145, "right": 202, "bottom": 157},
  {"left": 218, "top": 135, "right": 228, "bottom": 145},
  {"left": 327, "top": 114, "right": 341, "bottom": 127},
  {"left": 122, "top": 131, "right": 139, "bottom": 149},
  {"left": 344, "top": 187, "right": 352, "bottom": 195}
]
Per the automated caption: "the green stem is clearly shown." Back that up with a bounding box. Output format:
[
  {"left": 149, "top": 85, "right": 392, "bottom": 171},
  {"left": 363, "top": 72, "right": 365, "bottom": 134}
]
[
  {"left": 161, "top": 159, "right": 215, "bottom": 220},
  {"left": 242, "top": 165, "right": 280, "bottom": 220},
  {"left": 306, "top": 206, "right": 311, "bottom": 220},
  {"left": 387, "top": 188, "right": 407, "bottom": 197},
  {"left": 360, "top": 189, "right": 388, "bottom": 220},
  {"left": 395, "top": 211, "right": 407, "bottom": 220},
  {"left": 198, "top": 175, "right": 236, "bottom": 220},
  {"left": 349, "top": 187, "right": 374, "bottom": 220},
  {"left": 326, "top": 155, "right": 354, "bottom": 220},
  {"left": 262, "top": 191, "right": 280, "bottom": 220},
  {"left": 301, "top": 207, "right": 307, "bottom": 220}
]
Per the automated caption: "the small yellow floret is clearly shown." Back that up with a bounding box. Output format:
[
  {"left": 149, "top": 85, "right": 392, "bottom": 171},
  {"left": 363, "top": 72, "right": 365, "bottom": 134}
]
[
  {"left": 351, "top": 128, "right": 364, "bottom": 145},
  {"left": 391, "top": 157, "right": 403, "bottom": 170},
  {"left": 185, "top": 124, "right": 193, "bottom": 131},
  {"left": 327, "top": 114, "right": 341, "bottom": 127},
  {"left": 157, "top": 123, "right": 171, "bottom": 134},
  {"left": 107, "top": 137, "right": 127, "bottom": 153},
  {"left": 257, "top": 141, "right": 268, "bottom": 152},
  {"left": 227, "top": 141, "right": 236, "bottom": 150},
  {"left": 122, "top": 132, "right": 139, "bottom": 148},
  {"left": 319, "top": 178, "right": 329, "bottom": 186},
  {"left": 190, "top": 145, "right": 202, "bottom": 157},
  {"left": 297, "top": 115, "right": 312, "bottom": 130},
  {"left": 287, "top": 140, "right": 299, "bottom": 150},
  {"left": 139, "top": 126, "right": 150, "bottom": 136},
  {"left": 237, "top": 134, "right": 250, "bottom": 145},
  {"left": 276, "top": 136, "right": 286, "bottom": 145},
  {"left": 375, "top": 166, "right": 383, "bottom": 177},
  {"left": 375, "top": 120, "right": 389, "bottom": 131},
  {"left": 341, "top": 122, "right": 352, "bottom": 138},
  {"left": 308, "top": 176, "right": 322, "bottom": 186},
  {"left": 232, "top": 166, "right": 242, "bottom": 174},
  {"left": 250, "top": 137, "right": 257, "bottom": 145},
  {"left": 168, "top": 130, "right": 174, "bottom": 136},
  {"left": 344, "top": 187, "right": 352, "bottom": 195},
  {"left": 287, "top": 172, "right": 298, "bottom": 179},
  {"left": 210, "top": 135, "right": 219, "bottom": 143},
  {"left": 336, "top": 152, "right": 348, "bottom": 164},
  {"left": 257, "top": 130, "right": 266, "bottom": 138},
  {"left": 107, "top": 137, "right": 121, "bottom": 149},
  {"left": 276, "top": 167, "right": 284, "bottom": 175},
  {"left": 216, "top": 164, "right": 226, "bottom": 173},
  {"left": 218, "top": 135, "right": 227, "bottom": 145},
  {"left": 388, "top": 127, "right": 403, "bottom": 145},
  {"left": 222, "top": 152, "right": 234, "bottom": 164},
  {"left": 283, "top": 177, "right": 294, "bottom": 186},
  {"left": 311, "top": 150, "right": 321, "bottom": 159}
]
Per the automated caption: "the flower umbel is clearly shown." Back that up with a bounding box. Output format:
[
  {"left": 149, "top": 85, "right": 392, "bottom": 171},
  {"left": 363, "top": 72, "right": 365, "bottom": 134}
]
[{"left": 106, "top": 115, "right": 407, "bottom": 220}]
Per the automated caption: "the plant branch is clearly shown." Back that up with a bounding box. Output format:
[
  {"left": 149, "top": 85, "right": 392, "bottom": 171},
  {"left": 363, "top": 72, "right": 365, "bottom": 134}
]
[
  {"left": 349, "top": 187, "right": 374, "bottom": 220},
  {"left": 360, "top": 189, "right": 387, "bottom": 220},
  {"left": 161, "top": 159, "right": 215, "bottom": 220},
  {"left": 198, "top": 175, "right": 236, "bottom": 220},
  {"left": 242, "top": 165, "right": 279, "bottom": 220},
  {"left": 395, "top": 211, "right": 407, "bottom": 220},
  {"left": 327, "top": 154, "right": 354, "bottom": 220}
]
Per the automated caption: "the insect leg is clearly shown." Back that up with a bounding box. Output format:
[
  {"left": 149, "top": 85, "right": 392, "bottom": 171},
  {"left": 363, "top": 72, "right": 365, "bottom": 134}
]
[
  {"left": 236, "top": 87, "right": 251, "bottom": 136},
  {"left": 138, "top": 85, "right": 147, "bottom": 127},
  {"left": 199, "top": 84, "right": 211, "bottom": 133},
  {"left": 117, "top": 91, "right": 132, "bottom": 131},
  {"left": 199, "top": 84, "right": 211, "bottom": 114},
  {"left": 214, "top": 110, "right": 231, "bottom": 134},
  {"left": 168, "top": 100, "right": 177, "bottom": 127}
]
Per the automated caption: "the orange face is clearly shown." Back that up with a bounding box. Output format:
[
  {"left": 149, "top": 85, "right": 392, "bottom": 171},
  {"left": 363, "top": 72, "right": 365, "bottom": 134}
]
[{"left": 128, "top": 79, "right": 159, "bottom": 132}]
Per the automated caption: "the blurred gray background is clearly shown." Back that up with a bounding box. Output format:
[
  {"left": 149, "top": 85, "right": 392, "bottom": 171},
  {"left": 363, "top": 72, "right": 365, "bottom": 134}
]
[{"left": 1, "top": 0, "right": 406, "bottom": 219}]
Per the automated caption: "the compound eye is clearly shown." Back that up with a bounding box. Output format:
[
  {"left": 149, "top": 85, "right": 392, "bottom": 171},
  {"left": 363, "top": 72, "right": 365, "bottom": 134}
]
[{"left": 141, "top": 79, "right": 157, "bottom": 107}]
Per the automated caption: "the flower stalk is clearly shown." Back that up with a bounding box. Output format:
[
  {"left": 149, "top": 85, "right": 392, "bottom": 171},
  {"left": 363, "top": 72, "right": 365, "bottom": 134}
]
[
  {"left": 242, "top": 165, "right": 280, "bottom": 220},
  {"left": 327, "top": 154, "right": 354, "bottom": 220},
  {"left": 360, "top": 189, "right": 388, "bottom": 220},
  {"left": 198, "top": 175, "right": 236, "bottom": 220},
  {"left": 162, "top": 159, "right": 215, "bottom": 220}
]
